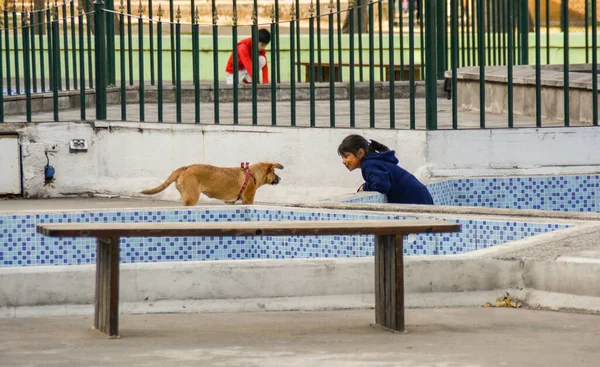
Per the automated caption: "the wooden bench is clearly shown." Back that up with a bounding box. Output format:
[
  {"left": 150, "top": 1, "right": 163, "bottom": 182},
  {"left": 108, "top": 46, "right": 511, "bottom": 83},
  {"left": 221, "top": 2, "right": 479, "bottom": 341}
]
[
  {"left": 37, "top": 219, "right": 460, "bottom": 338},
  {"left": 298, "top": 61, "right": 422, "bottom": 83}
]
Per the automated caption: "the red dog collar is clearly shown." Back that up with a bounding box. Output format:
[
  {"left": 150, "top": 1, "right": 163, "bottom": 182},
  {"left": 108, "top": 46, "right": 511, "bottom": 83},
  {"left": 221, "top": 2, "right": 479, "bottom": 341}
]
[{"left": 236, "top": 162, "right": 255, "bottom": 201}]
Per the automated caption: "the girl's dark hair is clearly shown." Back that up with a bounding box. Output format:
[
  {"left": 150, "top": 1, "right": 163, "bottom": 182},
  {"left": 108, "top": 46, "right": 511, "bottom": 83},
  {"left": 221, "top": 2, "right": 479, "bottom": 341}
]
[
  {"left": 258, "top": 29, "right": 271, "bottom": 45},
  {"left": 337, "top": 134, "right": 390, "bottom": 158}
]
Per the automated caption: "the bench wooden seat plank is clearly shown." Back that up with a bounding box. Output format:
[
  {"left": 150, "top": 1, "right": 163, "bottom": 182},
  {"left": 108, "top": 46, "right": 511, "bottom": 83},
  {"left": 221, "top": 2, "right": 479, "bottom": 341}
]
[
  {"left": 38, "top": 220, "right": 458, "bottom": 238},
  {"left": 37, "top": 220, "right": 460, "bottom": 338}
]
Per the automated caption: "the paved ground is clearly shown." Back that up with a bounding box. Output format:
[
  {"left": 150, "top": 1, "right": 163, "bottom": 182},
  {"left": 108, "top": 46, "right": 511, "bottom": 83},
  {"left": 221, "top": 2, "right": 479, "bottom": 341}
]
[
  {"left": 5, "top": 98, "right": 586, "bottom": 129},
  {"left": 1, "top": 308, "right": 599, "bottom": 366}
]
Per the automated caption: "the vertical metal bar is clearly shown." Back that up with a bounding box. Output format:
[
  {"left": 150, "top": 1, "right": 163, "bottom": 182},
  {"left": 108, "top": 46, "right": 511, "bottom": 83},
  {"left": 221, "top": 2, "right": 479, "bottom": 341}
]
[
  {"left": 358, "top": 0, "right": 363, "bottom": 81},
  {"left": 336, "top": 0, "right": 342, "bottom": 81},
  {"left": 451, "top": 0, "right": 458, "bottom": 129},
  {"left": 193, "top": 8, "right": 200, "bottom": 124},
  {"left": 212, "top": 6, "right": 219, "bottom": 124},
  {"left": 94, "top": 0, "right": 106, "bottom": 119},
  {"left": 507, "top": 0, "right": 513, "bottom": 127},
  {"left": 493, "top": 0, "right": 499, "bottom": 65},
  {"left": 399, "top": 0, "right": 404, "bottom": 78},
  {"left": 316, "top": 0, "right": 322, "bottom": 82},
  {"left": 562, "top": 0, "right": 569, "bottom": 126},
  {"left": 485, "top": 0, "right": 491, "bottom": 65},
  {"left": 437, "top": 0, "right": 446, "bottom": 76},
  {"left": 232, "top": 2, "right": 239, "bottom": 125},
  {"left": 52, "top": 5, "right": 60, "bottom": 120},
  {"left": 368, "top": 0, "right": 374, "bottom": 128},
  {"left": 38, "top": 10, "right": 45, "bottom": 92},
  {"left": 30, "top": 7, "right": 37, "bottom": 93},
  {"left": 377, "top": 0, "right": 383, "bottom": 82},
  {"left": 78, "top": 6, "right": 85, "bottom": 120},
  {"left": 388, "top": 0, "right": 395, "bottom": 128},
  {"left": 460, "top": 0, "right": 466, "bottom": 66},
  {"left": 424, "top": 0, "right": 437, "bottom": 130},
  {"left": 70, "top": 1, "right": 77, "bottom": 90},
  {"left": 545, "top": 0, "right": 550, "bottom": 64},
  {"left": 477, "top": 0, "right": 485, "bottom": 128},
  {"left": 270, "top": 10, "right": 276, "bottom": 126},
  {"left": 105, "top": 0, "right": 115, "bottom": 85},
  {"left": 47, "top": 6, "right": 52, "bottom": 91},
  {"left": 4, "top": 7, "right": 11, "bottom": 95},
  {"left": 295, "top": 0, "right": 301, "bottom": 82},
  {"left": 127, "top": 0, "right": 133, "bottom": 85},
  {"left": 137, "top": 4, "right": 144, "bottom": 122},
  {"left": 175, "top": 9, "right": 181, "bottom": 123},
  {"left": 535, "top": 0, "right": 541, "bottom": 127},
  {"left": 85, "top": 0, "right": 93, "bottom": 88},
  {"left": 119, "top": 7, "right": 126, "bottom": 120},
  {"left": 418, "top": 0, "right": 424, "bottom": 73},
  {"left": 328, "top": 1, "right": 335, "bottom": 127},
  {"left": 408, "top": 0, "right": 415, "bottom": 128},
  {"left": 290, "top": 7, "right": 296, "bottom": 126},
  {"left": 148, "top": 0, "right": 154, "bottom": 85},
  {"left": 157, "top": 9, "right": 163, "bottom": 122},
  {"left": 0, "top": 14, "right": 4, "bottom": 120},
  {"left": 349, "top": 0, "right": 355, "bottom": 127},
  {"left": 309, "top": 1, "right": 316, "bottom": 127},
  {"left": 169, "top": 0, "right": 174, "bottom": 84},
  {"left": 12, "top": 4, "right": 20, "bottom": 93},
  {"left": 275, "top": 0, "right": 281, "bottom": 83},
  {"left": 470, "top": 0, "right": 476, "bottom": 65},
  {"left": 251, "top": 7, "right": 258, "bottom": 126},
  {"left": 23, "top": 11, "right": 32, "bottom": 122},
  {"left": 502, "top": 0, "right": 507, "bottom": 65},
  {"left": 585, "top": 0, "right": 589, "bottom": 63},
  {"left": 592, "top": 0, "right": 597, "bottom": 126},
  {"left": 520, "top": 0, "right": 528, "bottom": 64}
]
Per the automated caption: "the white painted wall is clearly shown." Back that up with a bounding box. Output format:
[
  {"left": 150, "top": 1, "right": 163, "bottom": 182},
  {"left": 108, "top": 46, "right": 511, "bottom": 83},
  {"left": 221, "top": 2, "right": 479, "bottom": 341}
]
[
  {"left": 0, "top": 134, "right": 21, "bottom": 195},
  {"left": 12, "top": 122, "right": 428, "bottom": 204},
  {"left": 6, "top": 122, "right": 600, "bottom": 203},
  {"left": 426, "top": 127, "right": 600, "bottom": 177}
]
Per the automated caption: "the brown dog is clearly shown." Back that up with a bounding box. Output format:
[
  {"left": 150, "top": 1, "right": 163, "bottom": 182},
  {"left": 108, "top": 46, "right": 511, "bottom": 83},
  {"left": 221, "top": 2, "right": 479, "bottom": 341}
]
[{"left": 141, "top": 162, "right": 284, "bottom": 206}]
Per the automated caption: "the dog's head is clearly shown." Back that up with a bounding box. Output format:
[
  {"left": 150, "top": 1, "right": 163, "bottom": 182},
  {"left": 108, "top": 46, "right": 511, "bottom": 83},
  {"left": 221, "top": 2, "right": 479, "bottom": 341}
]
[{"left": 263, "top": 163, "right": 284, "bottom": 185}]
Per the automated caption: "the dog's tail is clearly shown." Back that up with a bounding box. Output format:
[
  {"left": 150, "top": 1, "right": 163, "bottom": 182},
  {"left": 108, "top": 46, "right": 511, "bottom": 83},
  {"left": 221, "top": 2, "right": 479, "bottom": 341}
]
[{"left": 140, "top": 167, "right": 184, "bottom": 195}]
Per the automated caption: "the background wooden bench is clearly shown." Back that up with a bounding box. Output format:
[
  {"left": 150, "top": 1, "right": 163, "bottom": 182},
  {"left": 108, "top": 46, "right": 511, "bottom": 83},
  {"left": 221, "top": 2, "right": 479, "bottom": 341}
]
[
  {"left": 298, "top": 61, "right": 423, "bottom": 83},
  {"left": 37, "top": 220, "right": 460, "bottom": 338}
]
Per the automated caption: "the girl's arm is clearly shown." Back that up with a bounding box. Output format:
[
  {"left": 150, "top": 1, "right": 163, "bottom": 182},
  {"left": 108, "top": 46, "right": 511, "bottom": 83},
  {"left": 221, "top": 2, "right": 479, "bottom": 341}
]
[{"left": 363, "top": 167, "right": 392, "bottom": 194}]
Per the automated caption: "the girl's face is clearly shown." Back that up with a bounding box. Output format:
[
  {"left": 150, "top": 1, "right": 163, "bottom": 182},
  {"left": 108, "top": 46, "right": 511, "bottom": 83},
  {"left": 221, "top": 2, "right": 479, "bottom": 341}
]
[{"left": 341, "top": 149, "right": 365, "bottom": 171}]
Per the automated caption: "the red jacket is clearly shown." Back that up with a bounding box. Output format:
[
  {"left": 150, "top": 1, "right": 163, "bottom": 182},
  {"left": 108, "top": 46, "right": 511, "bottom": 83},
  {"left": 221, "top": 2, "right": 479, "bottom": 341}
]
[{"left": 225, "top": 37, "right": 269, "bottom": 83}]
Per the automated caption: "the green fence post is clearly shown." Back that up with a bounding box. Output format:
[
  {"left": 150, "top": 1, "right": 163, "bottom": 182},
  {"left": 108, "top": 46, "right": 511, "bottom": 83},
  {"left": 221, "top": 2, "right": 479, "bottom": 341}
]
[
  {"left": 519, "top": 0, "right": 529, "bottom": 64},
  {"left": 94, "top": 0, "right": 106, "bottom": 120},
  {"left": 251, "top": 5, "right": 258, "bottom": 126},
  {"left": 157, "top": 4, "right": 163, "bottom": 122},
  {"left": 0, "top": 14, "right": 4, "bottom": 121},
  {"left": 23, "top": 10, "right": 32, "bottom": 122},
  {"left": 137, "top": 2, "right": 145, "bottom": 122},
  {"left": 105, "top": 0, "right": 115, "bottom": 85},
  {"left": 78, "top": 5, "right": 86, "bottom": 120},
  {"left": 425, "top": 0, "right": 438, "bottom": 130},
  {"left": 270, "top": 6, "right": 277, "bottom": 126},
  {"left": 328, "top": 0, "right": 335, "bottom": 128},
  {"left": 309, "top": 0, "right": 316, "bottom": 127},
  {"left": 212, "top": 5, "right": 219, "bottom": 124},
  {"left": 290, "top": 5, "right": 296, "bottom": 127},
  {"left": 119, "top": 3, "right": 126, "bottom": 121},
  {"left": 232, "top": 2, "right": 239, "bottom": 125},
  {"left": 52, "top": 4, "right": 60, "bottom": 120},
  {"left": 388, "top": 0, "right": 395, "bottom": 129},
  {"left": 175, "top": 6, "right": 182, "bottom": 123},
  {"left": 436, "top": 0, "right": 446, "bottom": 78}
]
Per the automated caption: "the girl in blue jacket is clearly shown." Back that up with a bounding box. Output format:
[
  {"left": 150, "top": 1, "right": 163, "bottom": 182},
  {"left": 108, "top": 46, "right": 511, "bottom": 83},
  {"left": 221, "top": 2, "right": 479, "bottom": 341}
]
[{"left": 337, "top": 134, "right": 434, "bottom": 205}]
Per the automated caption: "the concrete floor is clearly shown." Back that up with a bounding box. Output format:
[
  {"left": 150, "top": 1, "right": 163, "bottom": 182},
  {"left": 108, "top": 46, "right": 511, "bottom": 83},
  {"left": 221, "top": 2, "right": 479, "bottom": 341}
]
[{"left": 1, "top": 308, "right": 599, "bottom": 367}]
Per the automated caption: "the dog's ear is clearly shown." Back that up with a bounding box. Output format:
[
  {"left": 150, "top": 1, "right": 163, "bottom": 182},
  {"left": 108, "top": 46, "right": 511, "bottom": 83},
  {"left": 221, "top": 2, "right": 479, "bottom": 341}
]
[{"left": 271, "top": 163, "right": 284, "bottom": 170}]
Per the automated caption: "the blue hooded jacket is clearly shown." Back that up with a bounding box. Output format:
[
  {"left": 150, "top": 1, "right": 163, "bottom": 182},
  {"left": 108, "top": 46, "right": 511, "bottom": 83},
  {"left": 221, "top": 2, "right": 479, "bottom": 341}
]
[{"left": 361, "top": 150, "right": 434, "bottom": 205}]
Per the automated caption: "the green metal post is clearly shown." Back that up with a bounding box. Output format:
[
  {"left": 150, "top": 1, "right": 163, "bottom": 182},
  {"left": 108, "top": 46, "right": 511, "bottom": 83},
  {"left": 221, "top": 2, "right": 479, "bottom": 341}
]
[
  {"left": 23, "top": 12, "right": 32, "bottom": 122},
  {"left": 520, "top": 0, "right": 529, "bottom": 64},
  {"left": 270, "top": 13, "right": 277, "bottom": 126},
  {"left": 12, "top": 6, "right": 20, "bottom": 93},
  {"left": 105, "top": 0, "right": 115, "bottom": 85},
  {"left": 85, "top": 0, "right": 93, "bottom": 88},
  {"left": 176, "top": 13, "right": 181, "bottom": 123},
  {"left": 212, "top": 5, "right": 219, "bottom": 124},
  {"left": 193, "top": 10, "right": 200, "bottom": 124},
  {"left": 507, "top": 0, "right": 514, "bottom": 127},
  {"left": 357, "top": 0, "right": 363, "bottom": 82},
  {"left": 437, "top": 0, "right": 446, "bottom": 78},
  {"left": 170, "top": 0, "right": 175, "bottom": 84},
  {"left": 592, "top": 0, "right": 597, "bottom": 126},
  {"left": 232, "top": 1, "right": 239, "bottom": 125},
  {"left": 127, "top": 0, "right": 133, "bottom": 85},
  {"left": 0, "top": 15, "right": 4, "bottom": 121},
  {"left": 157, "top": 12, "right": 163, "bottom": 122},
  {"left": 30, "top": 8, "right": 37, "bottom": 93},
  {"left": 275, "top": 0, "right": 281, "bottom": 82},
  {"left": 388, "top": 0, "right": 395, "bottom": 128},
  {"left": 4, "top": 9, "right": 11, "bottom": 95},
  {"left": 477, "top": 0, "right": 485, "bottom": 128},
  {"left": 378, "top": 0, "right": 383, "bottom": 82},
  {"left": 94, "top": 0, "right": 107, "bottom": 120},
  {"left": 79, "top": 7, "right": 85, "bottom": 120},
  {"left": 251, "top": 9, "right": 258, "bottom": 126},
  {"left": 70, "top": 1, "right": 77, "bottom": 90},
  {"left": 62, "top": 2, "right": 70, "bottom": 90},
  {"left": 148, "top": 0, "right": 155, "bottom": 85},
  {"left": 336, "top": 0, "right": 342, "bottom": 81},
  {"left": 349, "top": 1, "right": 355, "bottom": 127},
  {"left": 309, "top": 2, "right": 316, "bottom": 127},
  {"left": 535, "top": 0, "right": 541, "bottom": 127},
  {"left": 290, "top": 8, "right": 296, "bottom": 127},
  {"left": 563, "top": 0, "right": 569, "bottom": 126},
  {"left": 425, "top": 0, "right": 438, "bottom": 130},
  {"left": 328, "top": 2, "right": 335, "bottom": 127},
  {"left": 138, "top": 5, "right": 144, "bottom": 122},
  {"left": 38, "top": 11, "right": 45, "bottom": 92},
  {"left": 295, "top": 0, "right": 301, "bottom": 81},
  {"left": 52, "top": 6, "right": 60, "bottom": 120},
  {"left": 368, "top": 0, "right": 374, "bottom": 128},
  {"left": 316, "top": 0, "right": 322, "bottom": 82},
  {"left": 119, "top": 9, "right": 126, "bottom": 121},
  {"left": 451, "top": 0, "right": 458, "bottom": 129},
  {"left": 408, "top": 0, "right": 415, "bottom": 128}
]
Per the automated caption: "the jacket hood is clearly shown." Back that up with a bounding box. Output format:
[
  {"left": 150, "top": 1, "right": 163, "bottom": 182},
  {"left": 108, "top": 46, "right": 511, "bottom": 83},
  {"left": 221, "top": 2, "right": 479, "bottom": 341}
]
[{"left": 363, "top": 150, "right": 399, "bottom": 165}]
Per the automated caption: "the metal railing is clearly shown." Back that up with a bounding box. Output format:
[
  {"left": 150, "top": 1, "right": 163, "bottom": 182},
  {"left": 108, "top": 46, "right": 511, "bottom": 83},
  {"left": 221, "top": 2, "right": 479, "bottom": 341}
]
[{"left": 0, "top": 0, "right": 599, "bottom": 129}]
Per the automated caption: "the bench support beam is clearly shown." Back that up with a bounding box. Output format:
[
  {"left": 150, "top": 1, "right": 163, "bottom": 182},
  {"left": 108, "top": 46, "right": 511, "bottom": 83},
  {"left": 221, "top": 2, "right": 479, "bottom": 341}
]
[
  {"left": 374, "top": 234, "right": 404, "bottom": 332},
  {"left": 94, "top": 236, "right": 120, "bottom": 338}
]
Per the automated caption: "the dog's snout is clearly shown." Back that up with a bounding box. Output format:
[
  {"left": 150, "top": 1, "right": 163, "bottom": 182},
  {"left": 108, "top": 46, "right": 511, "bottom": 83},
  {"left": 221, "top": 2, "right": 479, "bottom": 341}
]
[{"left": 272, "top": 174, "right": 281, "bottom": 185}]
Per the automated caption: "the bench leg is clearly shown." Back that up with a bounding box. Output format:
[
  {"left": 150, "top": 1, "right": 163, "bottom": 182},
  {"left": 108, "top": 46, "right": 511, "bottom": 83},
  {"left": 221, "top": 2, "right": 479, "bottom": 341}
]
[
  {"left": 94, "top": 236, "right": 120, "bottom": 338},
  {"left": 374, "top": 234, "right": 404, "bottom": 332}
]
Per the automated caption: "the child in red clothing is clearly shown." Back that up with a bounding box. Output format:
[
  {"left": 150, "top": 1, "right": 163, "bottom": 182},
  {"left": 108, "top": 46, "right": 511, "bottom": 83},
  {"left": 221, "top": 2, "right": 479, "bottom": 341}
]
[{"left": 225, "top": 29, "right": 271, "bottom": 84}]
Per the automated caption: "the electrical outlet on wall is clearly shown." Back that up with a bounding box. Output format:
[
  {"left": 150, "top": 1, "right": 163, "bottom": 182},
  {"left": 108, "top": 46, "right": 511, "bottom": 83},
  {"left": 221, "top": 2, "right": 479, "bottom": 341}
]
[
  {"left": 69, "top": 139, "right": 88, "bottom": 152},
  {"left": 45, "top": 143, "right": 59, "bottom": 152}
]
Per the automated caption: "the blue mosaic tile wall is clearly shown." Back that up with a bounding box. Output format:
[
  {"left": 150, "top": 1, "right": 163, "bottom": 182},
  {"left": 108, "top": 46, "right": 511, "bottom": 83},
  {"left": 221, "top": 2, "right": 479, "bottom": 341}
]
[
  {"left": 0, "top": 207, "right": 572, "bottom": 268},
  {"left": 345, "top": 175, "right": 599, "bottom": 212}
]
